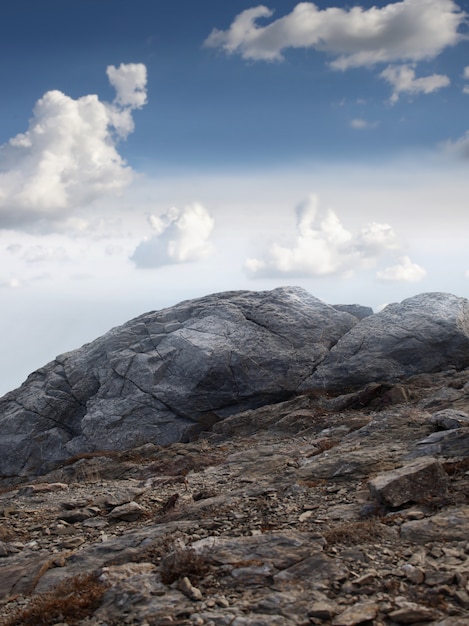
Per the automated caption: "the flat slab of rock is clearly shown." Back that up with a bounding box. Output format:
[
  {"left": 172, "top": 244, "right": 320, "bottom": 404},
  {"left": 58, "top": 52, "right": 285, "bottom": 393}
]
[
  {"left": 400, "top": 506, "right": 469, "bottom": 543},
  {"left": 332, "top": 602, "right": 379, "bottom": 625},
  {"left": 368, "top": 458, "right": 449, "bottom": 507}
]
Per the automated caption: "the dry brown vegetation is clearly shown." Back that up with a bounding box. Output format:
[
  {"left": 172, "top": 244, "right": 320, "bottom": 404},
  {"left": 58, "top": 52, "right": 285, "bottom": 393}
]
[
  {"left": 159, "top": 545, "right": 211, "bottom": 585},
  {"left": 0, "top": 573, "right": 108, "bottom": 626},
  {"left": 323, "top": 518, "right": 387, "bottom": 546}
]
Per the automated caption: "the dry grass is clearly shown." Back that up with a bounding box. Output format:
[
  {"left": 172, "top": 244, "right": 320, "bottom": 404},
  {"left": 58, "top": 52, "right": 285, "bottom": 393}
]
[
  {"left": 0, "top": 526, "right": 14, "bottom": 541},
  {"left": 323, "top": 519, "right": 385, "bottom": 546},
  {"left": 62, "top": 450, "right": 121, "bottom": 465},
  {"left": 159, "top": 545, "right": 211, "bottom": 585},
  {"left": 0, "top": 573, "right": 108, "bottom": 626},
  {"left": 131, "top": 533, "right": 211, "bottom": 586}
]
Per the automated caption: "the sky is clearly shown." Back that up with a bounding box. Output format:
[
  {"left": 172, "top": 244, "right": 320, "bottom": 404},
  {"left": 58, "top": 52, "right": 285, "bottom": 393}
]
[{"left": 0, "top": 0, "right": 469, "bottom": 395}]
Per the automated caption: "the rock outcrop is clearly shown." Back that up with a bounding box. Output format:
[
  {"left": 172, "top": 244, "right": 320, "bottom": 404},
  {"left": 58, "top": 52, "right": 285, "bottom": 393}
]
[
  {"left": 2, "top": 289, "right": 469, "bottom": 479},
  {"left": 303, "top": 292, "right": 469, "bottom": 391},
  {"left": 0, "top": 287, "right": 356, "bottom": 477}
]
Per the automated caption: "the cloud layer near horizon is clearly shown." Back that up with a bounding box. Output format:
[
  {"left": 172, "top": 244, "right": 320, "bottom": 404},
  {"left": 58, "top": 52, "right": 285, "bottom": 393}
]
[
  {"left": 131, "top": 203, "right": 215, "bottom": 268},
  {"left": 245, "top": 194, "right": 425, "bottom": 283},
  {"left": 0, "top": 63, "right": 147, "bottom": 233}
]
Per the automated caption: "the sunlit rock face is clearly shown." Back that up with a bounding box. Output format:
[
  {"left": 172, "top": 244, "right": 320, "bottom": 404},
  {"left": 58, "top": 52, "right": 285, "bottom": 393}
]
[
  {"left": 0, "top": 287, "right": 356, "bottom": 476},
  {"left": 303, "top": 292, "right": 469, "bottom": 391},
  {"left": 2, "top": 288, "right": 469, "bottom": 479}
]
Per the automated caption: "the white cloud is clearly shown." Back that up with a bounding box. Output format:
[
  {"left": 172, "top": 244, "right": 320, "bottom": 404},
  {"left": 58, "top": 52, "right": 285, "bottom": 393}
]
[
  {"left": 0, "top": 63, "right": 147, "bottom": 232},
  {"left": 380, "top": 64, "right": 450, "bottom": 103},
  {"left": 350, "top": 118, "right": 379, "bottom": 129},
  {"left": 245, "top": 194, "right": 397, "bottom": 278},
  {"left": 376, "top": 255, "right": 427, "bottom": 282},
  {"left": 205, "top": 0, "right": 466, "bottom": 68},
  {"left": 106, "top": 63, "right": 147, "bottom": 109},
  {"left": 131, "top": 203, "right": 215, "bottom": 268},
  {"left": 444, "top": 130, "right": 469, "bottom": 157}
]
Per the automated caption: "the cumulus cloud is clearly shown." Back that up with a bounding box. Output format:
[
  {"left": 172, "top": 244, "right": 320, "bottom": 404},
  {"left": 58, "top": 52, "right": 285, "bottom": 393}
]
[
  {"left": 376, "top": 255, "right": 427, "bottom": 282},
  {"left": 131, "top": 203, "right": 215, "bottom": 268},
  {"left": 205, "top": 0, "right": 466, "bottom": 68},
  {"left": 0, "top": 63, "right": 147, "bottom": 232},
  {"left": 106, "top": 63, "right": 147, "bottom": 109},
  {"left": 380, "top": 64, "right": 450, "bottom": 103},
  {"left": 245, "top": 194, "right": 397, "bottom": 278}
]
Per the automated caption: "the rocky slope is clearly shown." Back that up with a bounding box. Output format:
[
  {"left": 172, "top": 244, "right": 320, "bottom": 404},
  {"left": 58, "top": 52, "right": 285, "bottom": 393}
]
[
  {"left": 1, "top": 367, "right": 469, "bottom": 625},
  {"left": 1, "top": 287, "right": 469, "bottom": 625},
  {"left": 2, "top": 288, "right": 469, "bottom": 479}
]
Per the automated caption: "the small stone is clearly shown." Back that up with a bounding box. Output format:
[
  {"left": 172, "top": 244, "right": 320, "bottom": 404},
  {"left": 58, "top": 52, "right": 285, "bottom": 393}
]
[
  {"left": 401, "top": 564, "right": 425, "bottom": 584},
  {"left": 388, "top": 602, "right": 440, "bottom": 623},
  {"left": 430, "top": 409, "right": 469, "bottom": 430},
  {"left": 308, "top": 600, "right": 339, "bottom": 619},
  {"left": 424, "top": 570, "right": 454, "bottom": 586},
  {"left": 108, "top": 501, "right": 145, "bottom": 522},
  {"left": 352, "top": 570, "right": 378, "bottom": 586},
  {"left": 57, "top": 508, "right": 97, "bottom": 523},
  {"left": 332, "top": 602, "right": 378, "bottom": 625},
  {"left": 178, "top": 576, "right": 203, "bottom": 601},
  {"left": 454, "top": 589, "right": 469, "bottom": 608}
]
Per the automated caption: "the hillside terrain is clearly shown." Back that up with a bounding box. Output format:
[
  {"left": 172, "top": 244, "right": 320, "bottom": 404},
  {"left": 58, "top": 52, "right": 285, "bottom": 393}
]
[{"left": 1, "top": 288, "right": 469, "bottom": 624}]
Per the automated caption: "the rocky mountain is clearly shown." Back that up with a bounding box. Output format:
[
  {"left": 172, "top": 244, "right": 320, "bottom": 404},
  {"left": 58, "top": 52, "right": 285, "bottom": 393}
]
[
  {"left": 2, "top": 288, "right": 469, "bottom": 480},
  {"left": 0, "top": 287, "right": 358, "bottom": 477},
  {"left": 1, "top": 288, "right": 469, "bottom": 624}
]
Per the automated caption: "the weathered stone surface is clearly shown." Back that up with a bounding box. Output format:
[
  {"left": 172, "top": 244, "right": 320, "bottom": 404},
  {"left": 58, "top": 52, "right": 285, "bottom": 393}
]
[
  {"left": 192, "top": 531, "right": 325, "bottom": 570},
  {"left": 411, "top": 428, "right": 469, "bottom": 459},
  {"left": 332, "top": 304, "right": 374, "bottom": 320},
  {"left": 430, "top": 408, "right": 469, "bottom": 430},
  {"left": 368, "top": 457, "right": 449, "bottom": 507},
  {"left": 0, "top": 287, "right": 356, "bottom": 477},
  {"left": 400, "top": 507, "right": 469, "bottom": 543},
  {"left": 388, "top": 601, "right": 440, "bottom": 623},
  {"left": 332, "top": 602, "right": 378, "bottom": 625},
  {"left": 303, "top": 292, "right": 469, "bottom": 391},
  {"left": 107, "top": 501, "right": 145, "bottom": 522}
]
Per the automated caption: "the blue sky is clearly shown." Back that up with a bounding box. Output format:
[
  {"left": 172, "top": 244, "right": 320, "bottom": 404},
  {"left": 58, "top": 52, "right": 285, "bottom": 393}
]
[{"left": 1, "top": 0, "right": 469, "bottom": 394}]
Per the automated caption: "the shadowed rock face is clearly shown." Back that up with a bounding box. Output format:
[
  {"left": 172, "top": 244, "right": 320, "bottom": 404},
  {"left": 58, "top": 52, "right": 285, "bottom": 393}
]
[
  {"left": 302, "top": 292, "right": 469, "bottom": 391},
  {"left": 0, "top": 287, "right": 356, "bottom": 476}
]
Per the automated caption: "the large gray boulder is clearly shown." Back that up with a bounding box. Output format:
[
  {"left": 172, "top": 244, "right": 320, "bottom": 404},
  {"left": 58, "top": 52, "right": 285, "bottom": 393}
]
[
  {"left": 0, "top": 287, "right": 356, "bottom": 477},
  {"left": 302, "top": 292, "right": 469, "bottom": 392}
]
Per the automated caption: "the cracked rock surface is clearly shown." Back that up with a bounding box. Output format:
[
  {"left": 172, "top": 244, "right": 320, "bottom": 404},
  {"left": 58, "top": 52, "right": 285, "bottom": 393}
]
[
  {"left": 0, "top": 287, "right": 356, "bottom": 477},
  {"left": 2, "top": 289, "right": 469, "bottom": 479}
]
